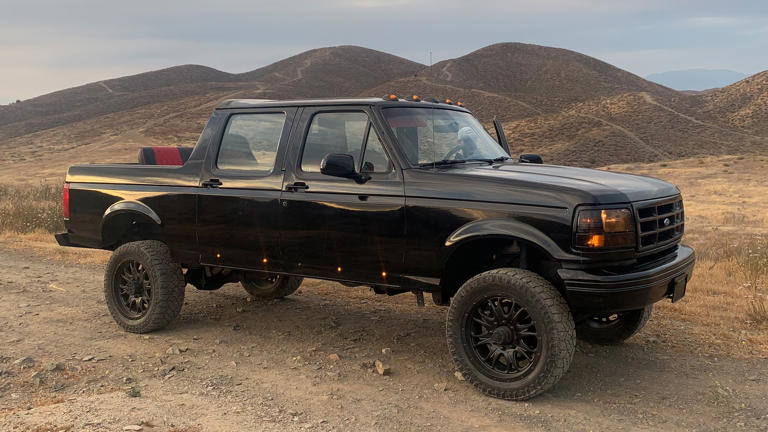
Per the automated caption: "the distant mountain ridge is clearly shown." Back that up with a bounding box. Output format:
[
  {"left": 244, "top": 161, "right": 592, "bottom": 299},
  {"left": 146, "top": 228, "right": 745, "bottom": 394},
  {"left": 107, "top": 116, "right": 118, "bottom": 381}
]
[
  {"left": 646, "top": 69, "right": 748, "bottom": 91},
  {"left": 1, "top": 43, "right": 767, "bottom": 180}
]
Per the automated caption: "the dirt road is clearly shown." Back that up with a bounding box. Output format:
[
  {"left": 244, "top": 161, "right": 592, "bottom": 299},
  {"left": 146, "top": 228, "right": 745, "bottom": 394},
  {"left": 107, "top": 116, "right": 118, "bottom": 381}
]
[{"left": 1, "top": 248, "right": 767, "bottom": 431}]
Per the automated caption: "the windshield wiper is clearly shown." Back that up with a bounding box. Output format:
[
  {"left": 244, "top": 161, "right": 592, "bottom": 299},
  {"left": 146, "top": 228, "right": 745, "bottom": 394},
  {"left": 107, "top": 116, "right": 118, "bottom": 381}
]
[
  {"left": 493, "top": 156, "right": 512, "bottom": 162},
  {"left": 464, "top": 158, "right": 495, "bottom": 164},
  {"left": 418, "top": 159, "right": 467, "bottom": 168}
]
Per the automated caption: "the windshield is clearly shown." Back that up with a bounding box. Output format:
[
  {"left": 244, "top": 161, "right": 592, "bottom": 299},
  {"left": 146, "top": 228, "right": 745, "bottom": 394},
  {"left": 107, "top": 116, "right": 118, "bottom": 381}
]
[{"left": 382, "top": 107, "right": 508, "bottom": 166}]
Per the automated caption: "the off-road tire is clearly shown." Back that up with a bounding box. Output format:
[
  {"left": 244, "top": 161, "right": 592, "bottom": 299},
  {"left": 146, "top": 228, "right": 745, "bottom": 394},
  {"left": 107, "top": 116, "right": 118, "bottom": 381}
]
[
  {"left": 241, "top": 274, "right": 303, "bottom": 300},
  {"left": 446, "top": 268, "right": 575, "bottom": 400},
  {"left": 576, "top": 305, "right": 652, "bottom": 345},
  {"left": 104, "top": 240, "right": 185, "bottom": 333}
]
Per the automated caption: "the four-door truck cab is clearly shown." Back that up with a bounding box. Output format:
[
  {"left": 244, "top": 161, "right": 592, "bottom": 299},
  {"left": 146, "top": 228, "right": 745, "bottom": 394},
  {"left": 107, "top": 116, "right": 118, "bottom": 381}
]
[{"left": 56, "top": 96, "right": 695, "bottom": 400}]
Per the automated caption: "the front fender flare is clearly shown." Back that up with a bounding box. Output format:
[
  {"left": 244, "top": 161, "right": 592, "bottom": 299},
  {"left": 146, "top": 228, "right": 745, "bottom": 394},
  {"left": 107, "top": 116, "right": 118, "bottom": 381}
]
[{"left": 444, "top": 218, "right": 573, "bottom": 261}]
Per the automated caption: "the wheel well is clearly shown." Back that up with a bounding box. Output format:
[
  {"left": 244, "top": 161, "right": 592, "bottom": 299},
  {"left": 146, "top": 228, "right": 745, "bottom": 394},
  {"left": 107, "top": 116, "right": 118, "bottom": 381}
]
[
  {"left": 439, "top": 237, "right": 562, "bottom": 301},
  {"left": 101, "top": 212, "right": 162, "bottom": 250}
]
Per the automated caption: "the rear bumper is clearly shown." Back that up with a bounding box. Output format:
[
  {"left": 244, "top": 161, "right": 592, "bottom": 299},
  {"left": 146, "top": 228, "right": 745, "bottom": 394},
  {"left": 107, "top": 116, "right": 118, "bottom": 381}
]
[
  {"left": 558, "top": 245, "right": 695, "bottom": 313},
  {"left": 54, "top": 232, "right": 72, "bottom": 247}
]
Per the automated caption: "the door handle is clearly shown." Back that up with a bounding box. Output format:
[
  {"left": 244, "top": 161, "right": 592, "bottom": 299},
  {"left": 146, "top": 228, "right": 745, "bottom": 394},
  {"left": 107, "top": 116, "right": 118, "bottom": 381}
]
[
  {"left": 202, "top": 178, "right": 222, "bottom": 188},
  {"left": 285, "top": 181, "right": 309, "bottom": 192}
]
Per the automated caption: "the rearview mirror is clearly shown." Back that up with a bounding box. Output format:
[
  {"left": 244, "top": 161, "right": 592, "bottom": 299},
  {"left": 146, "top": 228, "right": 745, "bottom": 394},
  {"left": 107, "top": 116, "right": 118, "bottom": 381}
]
[
  {"left": 320, "top": 153, "right": 370, "bottom": 184},
  {"left": 518, "top": 154, "right": 543, "bottom": 164}
]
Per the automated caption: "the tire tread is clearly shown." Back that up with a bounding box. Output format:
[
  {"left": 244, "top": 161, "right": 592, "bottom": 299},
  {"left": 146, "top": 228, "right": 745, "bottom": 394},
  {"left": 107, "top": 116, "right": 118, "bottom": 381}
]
[{"left": 446, "top": 268, "right": 575, "bottom": 400}]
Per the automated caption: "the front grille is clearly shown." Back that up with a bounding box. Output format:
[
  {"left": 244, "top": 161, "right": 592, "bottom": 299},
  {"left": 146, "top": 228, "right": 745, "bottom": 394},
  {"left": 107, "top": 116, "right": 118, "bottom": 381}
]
[{"left": 635, "top": 196, "right": 684, "bottom": 250}]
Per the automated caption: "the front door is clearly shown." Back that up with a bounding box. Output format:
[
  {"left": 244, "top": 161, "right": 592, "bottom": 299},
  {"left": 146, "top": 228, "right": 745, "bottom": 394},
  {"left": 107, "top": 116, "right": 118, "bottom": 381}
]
[
  {"left": 197, "top": 108, "right": 297, "bottom": 271},
  {"left": 279, "top": 106, "right": 405, "bottom": 285}
]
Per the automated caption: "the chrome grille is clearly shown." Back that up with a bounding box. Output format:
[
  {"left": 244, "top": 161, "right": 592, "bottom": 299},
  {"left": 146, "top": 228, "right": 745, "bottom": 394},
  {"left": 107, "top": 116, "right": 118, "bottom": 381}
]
[{"left": 635, "top": 196, "right": 684, "bottom": 250}]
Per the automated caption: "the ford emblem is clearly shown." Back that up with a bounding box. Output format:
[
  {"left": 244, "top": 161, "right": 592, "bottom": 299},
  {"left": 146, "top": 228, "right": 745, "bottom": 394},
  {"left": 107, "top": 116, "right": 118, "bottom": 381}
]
[{"left": 663, "top": 217, "right": 671, "bottom": 226}]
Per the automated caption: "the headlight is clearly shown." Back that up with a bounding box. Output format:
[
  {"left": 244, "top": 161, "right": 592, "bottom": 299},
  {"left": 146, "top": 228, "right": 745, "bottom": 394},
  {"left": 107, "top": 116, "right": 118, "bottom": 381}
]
[{"left": 575, "top": 208, "right": 635, "bottom": 249}]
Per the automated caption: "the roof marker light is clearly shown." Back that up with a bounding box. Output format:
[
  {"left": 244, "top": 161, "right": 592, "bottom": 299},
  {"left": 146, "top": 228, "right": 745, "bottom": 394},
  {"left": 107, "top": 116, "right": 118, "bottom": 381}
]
[
  {"left": 444, "top": 98, "right": 453, "bottom": 105},
  {"left": 411, "top": 95, "right": 421, "bottom": 102},
  {"left": 456, "top": 101, "right": 464, "bottom": 107},
  {"left": 383, "top": 94, "right": 398, "bottom": 101}
]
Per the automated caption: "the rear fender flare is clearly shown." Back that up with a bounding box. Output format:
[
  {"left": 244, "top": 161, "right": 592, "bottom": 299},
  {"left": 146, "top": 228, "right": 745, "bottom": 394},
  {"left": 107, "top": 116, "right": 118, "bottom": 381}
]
[{"left": 100, "top": 201, "right": 162, "bottom": 247}]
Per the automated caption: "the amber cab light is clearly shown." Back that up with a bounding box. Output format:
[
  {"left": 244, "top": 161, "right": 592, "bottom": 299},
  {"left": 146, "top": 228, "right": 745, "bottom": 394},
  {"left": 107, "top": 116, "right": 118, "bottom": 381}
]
[{"left": 62, "top": 183, "right": 70, "bottom": 219}]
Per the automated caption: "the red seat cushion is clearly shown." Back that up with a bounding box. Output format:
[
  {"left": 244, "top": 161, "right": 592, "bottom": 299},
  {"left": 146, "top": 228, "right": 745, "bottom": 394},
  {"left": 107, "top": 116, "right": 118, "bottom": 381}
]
[{"left": 138, "top": 147, "right": 193, "bottom": 165}]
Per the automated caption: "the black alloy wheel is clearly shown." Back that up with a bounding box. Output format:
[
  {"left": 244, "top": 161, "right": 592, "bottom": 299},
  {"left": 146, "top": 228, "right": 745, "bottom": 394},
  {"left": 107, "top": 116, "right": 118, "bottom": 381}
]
[
  {"left": 114, "top": 259, "right": 152, "bottom": 319},
  {"left": 467, "top": 296, "right": 540, "bottom": 379}
]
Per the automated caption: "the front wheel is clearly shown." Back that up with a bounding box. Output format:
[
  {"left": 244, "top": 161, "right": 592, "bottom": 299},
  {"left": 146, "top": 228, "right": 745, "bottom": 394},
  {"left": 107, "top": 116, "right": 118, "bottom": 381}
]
[
  {"left": 576, "top": 305, "right": 652, "bottom": 345},
  {"left": 241, "top": 273, "right": 303, "bottom": 300},
  {"left": 104, "top": 240, "right": 186, "bottom": 333},
  {"left": 446, "top": 268, "right": 575, "bottom": 400}
]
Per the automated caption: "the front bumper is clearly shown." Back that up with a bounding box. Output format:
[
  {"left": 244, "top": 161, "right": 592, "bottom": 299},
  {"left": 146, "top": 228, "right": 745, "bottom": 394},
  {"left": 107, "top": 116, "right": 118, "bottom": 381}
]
[{"left": 559, "top": 245, "right": 695, "bottom": 313}]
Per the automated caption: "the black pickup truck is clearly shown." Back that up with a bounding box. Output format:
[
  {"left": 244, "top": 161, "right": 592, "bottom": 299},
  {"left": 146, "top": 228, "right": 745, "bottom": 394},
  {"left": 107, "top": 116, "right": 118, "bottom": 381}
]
[{"left": 57, "top": 96, "right": 695, "bottom": 400}]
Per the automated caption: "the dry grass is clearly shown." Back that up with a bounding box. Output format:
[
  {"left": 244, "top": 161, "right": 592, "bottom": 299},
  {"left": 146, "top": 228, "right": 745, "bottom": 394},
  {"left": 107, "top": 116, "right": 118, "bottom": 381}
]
[
  {"left": 0, "top": 182, "right": 64, "bottom": 233},
  {"left": 607, "top": 155, "right": 768, "bottom": 356}
]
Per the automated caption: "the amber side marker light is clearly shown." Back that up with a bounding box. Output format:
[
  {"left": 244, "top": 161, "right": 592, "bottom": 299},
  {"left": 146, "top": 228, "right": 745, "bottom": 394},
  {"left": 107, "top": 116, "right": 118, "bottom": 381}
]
[
  {"left": 584, "top": 234, "right": 605, "bottom": 248},
  {"left": 262, "top": 258, "right": 268, "bottom": 264},
  {"left": 216, "top": 253, "right": 221, "bottom": 259},
  {"left": 337, "top": 266, "right": 342, "bottom": 272},
  {"left": 381, "top": 271, "right": 387, "bottom": 278}
]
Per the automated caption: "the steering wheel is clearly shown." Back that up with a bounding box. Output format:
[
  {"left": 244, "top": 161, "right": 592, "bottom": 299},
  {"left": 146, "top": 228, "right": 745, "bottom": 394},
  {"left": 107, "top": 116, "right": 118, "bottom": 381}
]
[{"left": 444, "top": 144, "right": 464, "bottom": 161}]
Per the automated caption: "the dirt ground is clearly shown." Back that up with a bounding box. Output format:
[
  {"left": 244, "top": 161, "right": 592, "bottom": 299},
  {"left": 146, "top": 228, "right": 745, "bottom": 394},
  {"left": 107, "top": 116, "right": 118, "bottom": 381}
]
[{"left": 1, "top": 243, "right": 767, "bottom": 432}]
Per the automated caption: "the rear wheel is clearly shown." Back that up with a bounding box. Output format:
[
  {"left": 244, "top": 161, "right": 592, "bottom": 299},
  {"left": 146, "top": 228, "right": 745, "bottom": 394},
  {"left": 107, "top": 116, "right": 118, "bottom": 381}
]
[
  {"left": 576, "top": 305, "right": 652, "bottom": 345},
  {"left": 241, "top": 273, "right": 303, "bottom": 300},
  {"left": 104, "top": 240, "right": 185, "bottom": 333},
  {"left": 446, "top": 268, "right": 575, "bottom": 400}
]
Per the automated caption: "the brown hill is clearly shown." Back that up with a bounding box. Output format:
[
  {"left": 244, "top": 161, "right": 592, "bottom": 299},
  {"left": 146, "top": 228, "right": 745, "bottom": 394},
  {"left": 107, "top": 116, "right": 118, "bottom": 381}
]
[
  {"left": 694, "top": 71, "right": 768, "bottom": 134},
  {"left": 0, "top": 46, "right": 424, "bottom": 140},
  {"left": 240, "top": 45, "right": 424, "bottom": 97},
  {"left": 1, "top": 42, "right": 767, "bottom": 182},
  {"left": 411, "top": 43, "right": 676, "bottom": 111},
  {"left": 504, "top": 92, "right": 768, "bottom": 167}
]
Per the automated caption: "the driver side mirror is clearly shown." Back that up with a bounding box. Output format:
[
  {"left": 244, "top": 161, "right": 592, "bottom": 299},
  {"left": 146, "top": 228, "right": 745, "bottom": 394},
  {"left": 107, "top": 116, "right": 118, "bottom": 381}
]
[
  {"left": 518, "top": 154, "right": 543, "bottom": 164},
  {"left": 320, "top": 153, "right": 370, "bottom": 184}
]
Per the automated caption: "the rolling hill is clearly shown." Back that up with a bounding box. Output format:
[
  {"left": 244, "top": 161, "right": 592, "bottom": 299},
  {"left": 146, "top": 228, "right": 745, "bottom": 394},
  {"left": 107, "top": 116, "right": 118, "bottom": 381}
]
[
  {"left": 0, "top": 46, "right": 424, "bottom": 141},
  {"left": 1, "top": 43, "right": 767, "bottom": 182}
]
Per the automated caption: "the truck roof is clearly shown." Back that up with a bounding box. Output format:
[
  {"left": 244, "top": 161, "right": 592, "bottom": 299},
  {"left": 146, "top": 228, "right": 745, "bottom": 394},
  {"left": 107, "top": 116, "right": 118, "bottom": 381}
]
[{"left": 215, "top": 97, "right": 471, "bottom": 111}]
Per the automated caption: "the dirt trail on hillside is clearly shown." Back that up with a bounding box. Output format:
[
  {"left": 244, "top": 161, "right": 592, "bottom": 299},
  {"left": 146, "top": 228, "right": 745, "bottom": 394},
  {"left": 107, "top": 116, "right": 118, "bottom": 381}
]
[{"left": 1, "top": 248, "right": 767, "bottom": 431}]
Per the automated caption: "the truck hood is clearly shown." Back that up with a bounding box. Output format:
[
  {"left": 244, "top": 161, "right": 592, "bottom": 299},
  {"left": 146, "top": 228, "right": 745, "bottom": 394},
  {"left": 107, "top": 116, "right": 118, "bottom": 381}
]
[{"left": 405, "top": 163, "right": 680, "bottom": 208}]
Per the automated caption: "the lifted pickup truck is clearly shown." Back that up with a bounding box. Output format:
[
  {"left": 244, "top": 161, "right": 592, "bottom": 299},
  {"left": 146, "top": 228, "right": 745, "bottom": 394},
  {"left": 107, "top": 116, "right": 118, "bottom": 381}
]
[{"left": 57, "top": 96, "right": 695, "bottom": 400}]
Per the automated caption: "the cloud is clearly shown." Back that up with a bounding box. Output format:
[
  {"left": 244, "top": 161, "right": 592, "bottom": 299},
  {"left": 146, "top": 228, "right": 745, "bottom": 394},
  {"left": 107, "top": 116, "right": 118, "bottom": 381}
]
[{"left": 682, "top": 16, "right": 752, "bottom": 28}]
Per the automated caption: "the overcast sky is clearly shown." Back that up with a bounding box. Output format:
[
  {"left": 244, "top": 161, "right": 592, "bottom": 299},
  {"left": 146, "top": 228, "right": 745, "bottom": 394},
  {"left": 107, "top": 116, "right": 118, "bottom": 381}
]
[{"left": 1, "top": 0, "right": 767, "bottom": 104}]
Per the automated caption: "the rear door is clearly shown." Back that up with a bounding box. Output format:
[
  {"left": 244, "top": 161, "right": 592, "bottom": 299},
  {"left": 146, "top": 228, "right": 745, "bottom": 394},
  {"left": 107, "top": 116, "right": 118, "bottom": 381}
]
[
  {"left": 279, "top": 106, "right": 405, "bottom": 284},
  {"left": 196, "top": 107, "right": 298, "bottom": 271}
]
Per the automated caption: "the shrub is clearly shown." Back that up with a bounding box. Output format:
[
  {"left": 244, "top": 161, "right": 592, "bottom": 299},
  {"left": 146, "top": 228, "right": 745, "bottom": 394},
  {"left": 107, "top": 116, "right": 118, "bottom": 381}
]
[{"left": 0, "top": 183, "right": 64, "bottom": 233}]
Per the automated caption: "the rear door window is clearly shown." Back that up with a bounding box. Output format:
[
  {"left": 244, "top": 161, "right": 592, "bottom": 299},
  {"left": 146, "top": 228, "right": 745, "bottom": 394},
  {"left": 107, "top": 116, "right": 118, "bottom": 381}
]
[{"left": 217, "top": 113, "right": 286, "bottom": 172}]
